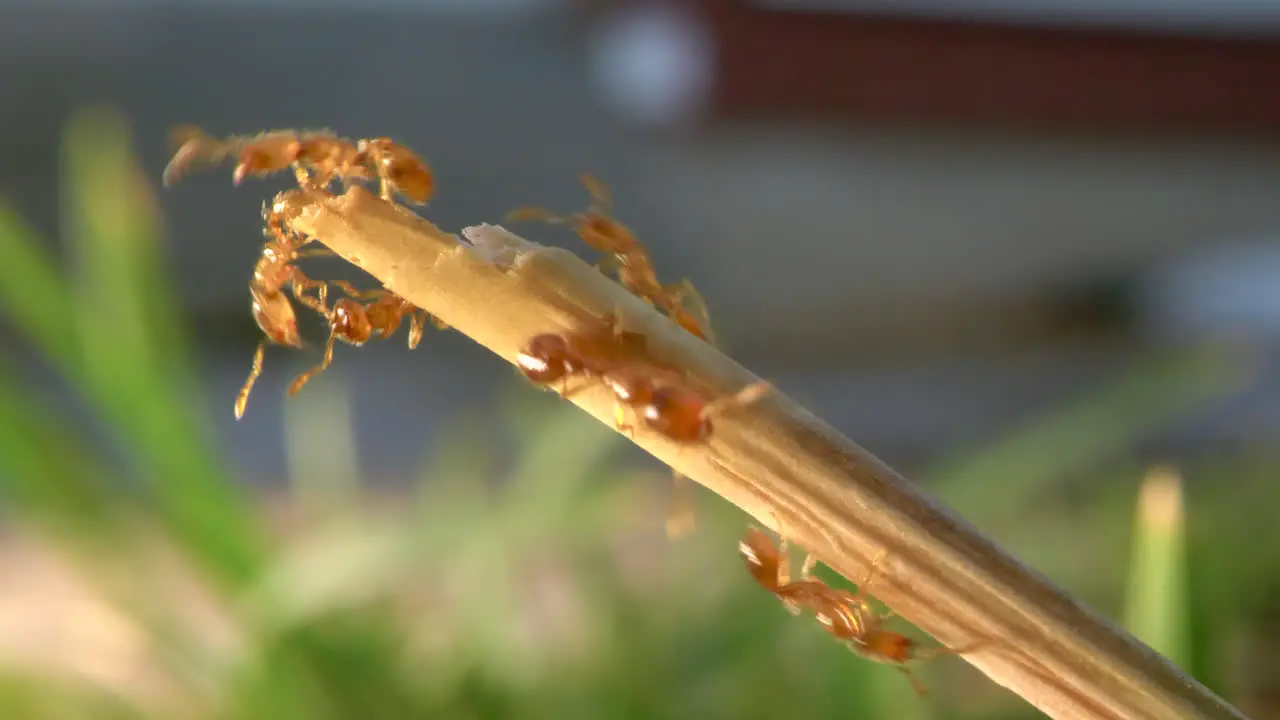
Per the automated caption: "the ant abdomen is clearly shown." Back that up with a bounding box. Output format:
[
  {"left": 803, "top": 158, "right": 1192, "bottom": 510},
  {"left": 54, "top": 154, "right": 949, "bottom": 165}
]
[
  {"left": 250, "top": 288, "right": 301, "bottom": 348},
  {"left": 332, "top": 298, "right": 375, "bottom": 345}
]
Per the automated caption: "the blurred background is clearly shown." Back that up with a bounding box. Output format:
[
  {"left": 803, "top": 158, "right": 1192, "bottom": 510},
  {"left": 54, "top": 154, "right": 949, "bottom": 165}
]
[{"left": 0, "top": 1, "right": 1278, "bottom": 718}]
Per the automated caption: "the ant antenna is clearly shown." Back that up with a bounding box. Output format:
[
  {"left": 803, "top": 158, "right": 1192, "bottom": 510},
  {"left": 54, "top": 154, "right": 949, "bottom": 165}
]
[
  {"left": 701, "top": 381, "right": 770, "bottom": 421},
  {"left": 579, "top": 172, "right": 614, "bottom": 214}
]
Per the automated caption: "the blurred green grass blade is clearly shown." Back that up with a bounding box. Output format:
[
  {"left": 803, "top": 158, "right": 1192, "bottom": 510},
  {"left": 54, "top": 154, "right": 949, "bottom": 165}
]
[
  {"left": 927, "top": 343, "right": 1249, "bottom": 521},
  {"left": 504, "top": 400, "right": 621, "bottom": 525},
  {"left": 0, "top": 358, "right": 122, "bottom": 542},
  {"left": 1124, "top": 465, "right": 1191, "bottom": 669},
  {"left": 282, "top": 375, "right": 362, "bottom": 520},
  {"left": 0, "top": 202, "right": 78, "bottom": 372},
  {"left": 61, "top": 106, "right": 262, "bottom": 586},
  {"left": 0, "top": 671, "right": 149, "bottom": 720}
]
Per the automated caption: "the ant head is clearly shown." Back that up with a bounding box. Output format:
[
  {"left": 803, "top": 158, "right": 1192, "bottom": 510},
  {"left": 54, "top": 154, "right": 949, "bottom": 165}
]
[
  {"left": 517, "top": 333, "right": 573, "bottom": 383},
  {"left": 602, "top": 369, "right": 653, "bottom": 405},
  {"left": 739, "top": 527, "right": 776, "bottom": 572},
  {"left": 740, "top": 527, "right": 789, "bottom": 592},
  {"left": 642, "top": 385, "right": 711, "bottom": 443},
  {"left": 865, "top": 630, "right": 914, "bottom": 663},
  {"left": 332, "top": 298, "right": 374, "bottom": 344}
]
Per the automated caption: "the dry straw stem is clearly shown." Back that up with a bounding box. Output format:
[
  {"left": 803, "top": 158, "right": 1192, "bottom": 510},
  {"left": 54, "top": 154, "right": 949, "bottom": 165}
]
[{"left": 286, "top": 186, "right": 1248, "bottom": 720}]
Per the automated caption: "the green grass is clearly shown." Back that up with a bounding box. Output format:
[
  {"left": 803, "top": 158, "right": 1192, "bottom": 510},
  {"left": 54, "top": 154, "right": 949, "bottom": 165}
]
[{"left": 0, "top": 106, "right": 1273, "bottom": 719}]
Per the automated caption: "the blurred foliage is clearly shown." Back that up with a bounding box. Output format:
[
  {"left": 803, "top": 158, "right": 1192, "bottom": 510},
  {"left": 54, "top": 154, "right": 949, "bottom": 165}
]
[{"left": 0, "top": 107, "right": 1274, "bottom": 719}]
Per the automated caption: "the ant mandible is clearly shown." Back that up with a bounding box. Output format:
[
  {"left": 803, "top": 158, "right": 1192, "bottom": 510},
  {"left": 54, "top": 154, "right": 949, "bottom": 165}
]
[
  {"left": 507, "top": 174, "right": 715, "bottom": 343},
  {"left": 739, "top": 527, "right": 975, "bottom": 698}
]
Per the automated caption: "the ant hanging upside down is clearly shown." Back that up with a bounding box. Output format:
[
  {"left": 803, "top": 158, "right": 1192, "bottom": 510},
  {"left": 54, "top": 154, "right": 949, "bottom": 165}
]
[
  {"left": 233, "top": 190, "right": 445, "bottom": 418},
  {"left": 739, "top": 527, "right": 982, "bottom": 697},
  {"left": 235, "top": 189, "right": 331, "bottom": 419}
]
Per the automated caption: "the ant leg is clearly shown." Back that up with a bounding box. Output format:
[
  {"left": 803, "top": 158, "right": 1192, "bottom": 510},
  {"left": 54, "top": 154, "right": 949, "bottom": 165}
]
[
  {"left": 773, "top": 540, "right": 808, "bottom": 616},
  {"left": 408, "top": 310, "right": 426, "bottom": 349},
  {"left": 671, "top": 279, "right": 716, "bottom": 344},
  {"left": 603, "top": 306, "right": 629, "bottom": 340},
  {"left": 799, "top": 553, "right": 819, "bottom": 581},
  {"left": 855, "top": 550, "right": 890, "bottom": 593},
  {"left": 664, "top": 472, "right": 697, "bottom": 539},
  {"left": 288, "top": 332, "right": 339, "bottom": 396},
  {"left": 504, "top": 205, "right": 570, "bottom": 224},
  {"left": 776, "top": 536, "right": 794, "bottom": 586},
  {"left": 366, "top": 150, "right": 395, "bottom": 203},
  {"left": 289, "top": 270, "right": 329, "bottom": 314},
  {"left": 558, "top": 377, "right": 591, "bottom": 400},
  {"left": 329, "top": 280, "right": 386, "bottom": 300},
  {"left": 234, "top": 342, "right": 267, "bottom": 420},
  {"left": 429, "top": 314, "right": 449, "bottom": 331},
  {"left": 899, "top": 666, "right": 930, "bottom": 698},
  {"left": 613, "top": 401, "right": 636, "bottom": 437},
  {"left": 579, "top": 173, "right": 614, "bottom": 214},
  {"left": 291, "top": 164, "right": 315, "bottom": 190},
  {"left": 700, "top": 381, "right": 771, "bottom": 422},
  {"left": 839, "top": 549, "right": 892, "bottom": 612},
  {"left": 292, "top": 247, "right": 336, "bottom": 261},
  {"left": 913, "top": 639, "right": 988, "bottom": 664},
  {"left": 595, "top": 253, "right": 622, "bottom": 278}
]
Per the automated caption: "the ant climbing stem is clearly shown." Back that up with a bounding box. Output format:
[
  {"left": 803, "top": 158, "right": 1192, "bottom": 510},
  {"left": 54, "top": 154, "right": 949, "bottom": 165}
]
[
  {"left": 739, "top": 528, "right": 980, "bottom": 698},
  {"left": 160, "top": 129, "right": 444, "bottom": 417},
  {"left": 508, "top": 177, "right": 735, "bottom": 535},
  {"left": 234, "top": 191, "right": 331, "bottom": 419},
  {"left": 515, "top": 313, "right": 769, "bottom": 537},
  {"left": 506, "top": 173, "right": 717, "bottom": 344}
]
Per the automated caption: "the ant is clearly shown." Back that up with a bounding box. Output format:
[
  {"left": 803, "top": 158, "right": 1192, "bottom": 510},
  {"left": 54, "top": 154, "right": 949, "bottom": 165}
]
[
  {"left": 235, "top": 190, "right": 333, "bottom": 419},
  {"left": 739, "top": 527, "right": 975, "bottom": 698},
  {"left": 517, "top": 315, "right": 767, "bottom": 536},
  {"left": 507, "top": 174, "right": 715, "bottom": 343},
  {"left": 739, "top": 526, "right": 839, "bottom": 616},
  {"left": 286, "top": 280, "right": 444, "bottom": 397},
  {"left": 163, "top": 126, "right": 339, "bottom": 189},
  {"left": 515, "top": 313, "right": 766, "bottom": 445},
  {"left": 162, "top": 126, "right": 435, "bottom": 205},
  {"left": 355, "top": 137, "right": 435, "bottom": 205}
]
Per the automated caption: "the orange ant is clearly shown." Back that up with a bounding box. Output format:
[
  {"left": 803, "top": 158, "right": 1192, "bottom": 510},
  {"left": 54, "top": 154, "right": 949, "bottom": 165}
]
[
  {"left": 739, "top": 527, "right": 975, "bottom": 697},
  {"left": 740, "top": 526, "right": 840, "bottom": 616},
  {"left": 162, "top": 126, "right": 435, "bottom": 205},
  {"left": 517, "top": 315, "right": 767, "bottom": 536},
  {"left": 286, "top": 280, "right": 444, "bottom": 397},
  {"left": 163, "top": 126, "right": 341, "bottom": 189},
  {"left": 515, "top": 313, "right": 765, "bottom": 445},
  {"left": 235, "top": 190, "right": 333, "bottom": 419},
  {"left": 355, "top": 137, "right": 435, "bottom": 205},
  {"left": 507, "top": 174, "right": 714, "bottom": 343}
]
